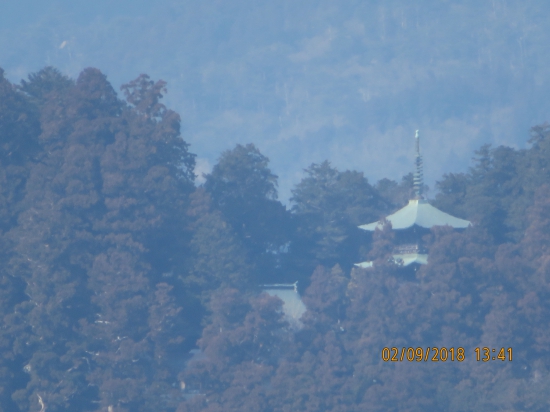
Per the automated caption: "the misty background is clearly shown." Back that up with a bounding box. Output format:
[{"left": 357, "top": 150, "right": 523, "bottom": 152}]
[{"left": 2, "top": 0, "right": 549, "bottom": 201}]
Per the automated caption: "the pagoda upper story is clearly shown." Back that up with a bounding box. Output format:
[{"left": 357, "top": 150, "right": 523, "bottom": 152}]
[{"left": 356, "top": 131, "right": 470, "bottom": 268}]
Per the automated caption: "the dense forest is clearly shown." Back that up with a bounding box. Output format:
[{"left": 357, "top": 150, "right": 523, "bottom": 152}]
[{"left": 1, "top": 66, "right": 550, "bottom": 411}]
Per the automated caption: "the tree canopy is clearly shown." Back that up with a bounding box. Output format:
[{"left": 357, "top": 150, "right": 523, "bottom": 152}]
[{"left": 1, "top": 65, "right": 550, "bottom": 411}]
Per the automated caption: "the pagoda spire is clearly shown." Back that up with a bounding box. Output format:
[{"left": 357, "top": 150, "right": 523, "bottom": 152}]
[
  {"left": 356, "top": 129, "right": 471, "bottom": 270},
  {"left": 413, "top": 130, "right": 424, "bottom": 199}
]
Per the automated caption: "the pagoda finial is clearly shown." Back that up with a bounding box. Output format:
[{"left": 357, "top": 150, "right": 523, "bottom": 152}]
[{"left": 413, "top": 130, "right": 424, "bottom": 199}]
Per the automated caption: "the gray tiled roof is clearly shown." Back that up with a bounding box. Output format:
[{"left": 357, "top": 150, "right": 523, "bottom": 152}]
[{"left": 262, "top": 283, "right": 306, "bottom": 329}]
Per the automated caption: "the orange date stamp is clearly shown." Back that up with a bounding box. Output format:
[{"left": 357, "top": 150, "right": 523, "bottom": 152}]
[
  {"left": 381, "top": 347, "right": 513, "bottom": 362},
  {"left": 381, "top": 347, "right": 465, "bottom": 362}
]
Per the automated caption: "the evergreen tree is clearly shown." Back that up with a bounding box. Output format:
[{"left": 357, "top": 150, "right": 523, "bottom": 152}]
[
  {"left": 0, "top": 68, "right": 43, "bottom": 411},
  {"left": 186, "top": 188, "right": 254, "bottom": 295},
  {"left": 204, "top": 143, "right": 291, "bottom": 284},
  {"left": 19, "top": 66, "right": 74, "bottom": 105},
  {"left": 375, "top": 173, "right": 415, "bottom": 209},
  {"left": 179, "top": 288, "right": 289, "bottom": 412},
  {"left": 3, "top": 67, "right": 196, "bottom": 411},
  {"left": 288, "top": 161, "right": 387, "bottom": 277},
  {"left": 434, "top": 127, "right": 550, "bottom": 244}
]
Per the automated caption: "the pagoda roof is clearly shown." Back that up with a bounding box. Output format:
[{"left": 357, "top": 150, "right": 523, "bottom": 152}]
[{"left": 359, "top": 199, "right": 470, "bottom": 231}]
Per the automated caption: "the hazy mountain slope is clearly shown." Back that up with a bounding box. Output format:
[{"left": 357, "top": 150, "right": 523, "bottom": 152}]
[{"left": 3, "top": 0, "right": 550, "bottom": 201}]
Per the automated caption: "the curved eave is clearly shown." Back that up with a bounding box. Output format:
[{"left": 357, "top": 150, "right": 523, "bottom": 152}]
[
  {"left": 354, "top": 253, "right": 428, "bottom": 269},
  {"left": 359, "top": 199, "right": 470, "bottom": 231},
  {"left": 354, "top": 261, "right": 374, "bottom": 269},
  {"left": 393, "top": 253, "right": 428, "bottom": 266}
]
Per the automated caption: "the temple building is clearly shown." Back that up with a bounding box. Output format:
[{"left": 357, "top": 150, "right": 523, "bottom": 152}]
[
  {"left": 262, "top": 282, "right": 306, "bottom": 330},
  {"left": 356, "top": 131, "right": 470, "bottom": 269}
]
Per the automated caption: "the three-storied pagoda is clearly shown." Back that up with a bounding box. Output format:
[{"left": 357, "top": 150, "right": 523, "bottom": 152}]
[{"left": 356, "top": 131, "right": 470, "bottom": 269}]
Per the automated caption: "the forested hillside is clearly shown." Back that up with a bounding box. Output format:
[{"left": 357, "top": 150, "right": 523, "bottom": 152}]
[
  {"left": 1, "top": 67, "right": 550, "bottom": 411},
  {"left": 4, "top": 0, "right": 550, "bottom": 202}
]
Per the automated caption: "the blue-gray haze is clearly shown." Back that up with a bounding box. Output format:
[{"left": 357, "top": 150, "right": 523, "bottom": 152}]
[{"left": 2, "top": 0, "right": 549, "bottom": 202}]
